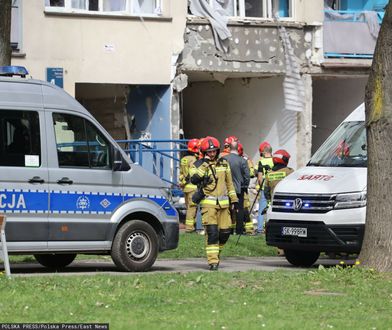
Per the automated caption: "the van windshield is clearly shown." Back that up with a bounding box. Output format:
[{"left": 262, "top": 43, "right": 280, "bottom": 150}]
[{"left": 308, "top": 121, "right": 367, "bottom": 167}]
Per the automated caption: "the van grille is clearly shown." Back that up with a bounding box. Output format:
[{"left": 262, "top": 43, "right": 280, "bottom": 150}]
[{"left": 272, "top": 193, "right": 336, "bottom": 214}]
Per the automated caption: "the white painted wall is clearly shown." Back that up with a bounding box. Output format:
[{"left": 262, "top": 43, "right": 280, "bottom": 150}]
[
  {"left": 183, "top": 77, "right": 300, "bottom": 169},
  {"left": 12, "top": 0, "right": 187, "bottom": 96},
  {"left": 312, "top": 76, "right": 368, "bottom": 154}
]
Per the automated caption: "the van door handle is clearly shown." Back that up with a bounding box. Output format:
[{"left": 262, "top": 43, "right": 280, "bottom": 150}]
[
  {"left": 57, "top": 177, "right": 73, "bottom": 185},
  {"left": 28, "top": 176, "right": 45, "bottom": 184}
]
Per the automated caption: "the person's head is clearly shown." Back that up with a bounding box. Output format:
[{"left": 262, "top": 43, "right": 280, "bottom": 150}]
[
  {"left": 259, "top": 141, "right": 272, "bottom": 157},
  {"left": 229, "top": 140, "right": 239, "bottom": 153},
  {"left": 200, "top": 136, "right": 220, "bottom": 160},
  {"left": 224, "top": 135, "right": 238, "bottom": 149},
  {"left": 187, "top": 138, "right": 199, "bottom": 154},
  {"left": 272, "top": 149, "right": 290, "bottom": 166}
]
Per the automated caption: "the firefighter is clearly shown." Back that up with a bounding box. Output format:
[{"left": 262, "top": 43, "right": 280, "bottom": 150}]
[
  {"left": 220, "top": 136, "right": 238, "bottom": 158},
  {"left": 256, "top": 141, "right": 274, "bottom": 234},
  {"left": 264, "top": 149, "right": 294, "bottom": 203},
  {"left": 179, "top": 138, "right": 199, "bottom": 233},
  {"left": 238, "top": 143, "right": 255, "bottom": 235},
  {"left": 190, "top": 136, "right": 239, "bottom": 271},
  {"left": 264, "top": 149, "right": 294, "bottom": 256}
]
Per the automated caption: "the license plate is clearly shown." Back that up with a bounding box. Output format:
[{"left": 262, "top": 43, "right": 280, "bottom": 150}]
[{"left": 282, "top": 227, "right": 307, "bottom": 237}]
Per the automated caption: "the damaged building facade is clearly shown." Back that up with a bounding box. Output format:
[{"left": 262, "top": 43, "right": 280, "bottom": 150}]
[
  {"left": 175, "top": 0, "right": 385, "bottom": 169},
  {"left": 11, "top": 0, "right": 387, "bottom": 178}
]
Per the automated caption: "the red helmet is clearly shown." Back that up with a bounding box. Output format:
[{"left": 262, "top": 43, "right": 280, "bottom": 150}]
[
  {"left": 200, "top": 136, "right": 220, "bottom": 154},
  {"left": 273, "top": 149, "right": 290, "bottom": 165},
  {"left": 238, "top": 143, "right": 244, "bottom": 156},
  {"left": 224, "top": 135, "right": 238, "bottom": 147},
  {"left": 187, "top": 138, "right": 199, "bottom": 153},
  {"left": 259, "top": 141, "right": 272, "bottom": 154},
  {"left": 335, "top": 140, "right": 350, "bottom": 158}
]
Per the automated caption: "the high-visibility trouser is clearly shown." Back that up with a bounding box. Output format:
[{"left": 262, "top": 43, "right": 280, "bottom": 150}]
[
  {"left": 201, "top": 207, "right": 232, "bottom": 265},
  {"left": 184, "top": 191, "right": 197, "bottom": 232},
  {"left": 243, "top": 192, "right": 253, "bottom": 234}
]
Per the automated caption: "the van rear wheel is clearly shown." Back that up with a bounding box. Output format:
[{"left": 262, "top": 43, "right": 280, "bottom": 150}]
[
  {"left": 34, "top": 253, "right": 77, "bottom": 270},
  {"left": 284, "top": 250, "right": 320, "bottom": 267},
  {"left": 111, "top": 220, "right": 159, "bottom": 272}
]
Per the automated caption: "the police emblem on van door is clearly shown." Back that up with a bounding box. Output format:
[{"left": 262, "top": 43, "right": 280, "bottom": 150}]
[
  {"left": 100, "top": 198, "right": 111, "bottom": 209},
  {"left": 76, "top": 195, "right": 90, "bottom": 210},
  {"left": 293, "top": 198, "right": 303, "bottom": 211}
]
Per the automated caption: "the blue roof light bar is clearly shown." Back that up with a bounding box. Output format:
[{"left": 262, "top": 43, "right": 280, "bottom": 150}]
[{"left": 0, "top": 66, "right": 29, "bottom": 77}]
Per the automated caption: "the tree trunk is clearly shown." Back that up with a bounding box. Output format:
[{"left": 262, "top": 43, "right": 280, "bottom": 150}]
[
  {"left": 359, "top": 2, "right": 392, "bottom": 272},
  {"left": 0, "top": 0, "right": 12, "bottom": 66}
]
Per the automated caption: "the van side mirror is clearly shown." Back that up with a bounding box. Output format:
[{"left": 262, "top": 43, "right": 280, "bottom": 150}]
[{"left": 113, "top": 148, "right": 130, "bottom": 172}]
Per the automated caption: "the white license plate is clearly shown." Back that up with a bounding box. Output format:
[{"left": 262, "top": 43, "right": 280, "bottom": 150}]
[{"left": 282, "top": 227, "right": 307, "bottom": 237}]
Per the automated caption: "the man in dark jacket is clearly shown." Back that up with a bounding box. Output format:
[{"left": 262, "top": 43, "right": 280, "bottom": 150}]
[{"left": 223, "top": 140, "right": 250, "bottom": 234}]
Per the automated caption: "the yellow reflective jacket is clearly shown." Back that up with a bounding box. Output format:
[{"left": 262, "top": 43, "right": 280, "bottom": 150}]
[
  {"left": 256, "top": 157, "right": 274, "bottom": 190},
  {"left": 190, "top": 158, "right": 238, "bottom": 208},
  {"left": 264, "top": 166, "right": 294, "bottom": 201},
  {"left": 179, "top": 154, "right": 198, "bottom": 192}
]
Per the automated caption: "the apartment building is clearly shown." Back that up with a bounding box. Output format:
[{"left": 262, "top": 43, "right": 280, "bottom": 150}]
[{"left": 10, "top": 0, "right": 387, "bottom": 176}]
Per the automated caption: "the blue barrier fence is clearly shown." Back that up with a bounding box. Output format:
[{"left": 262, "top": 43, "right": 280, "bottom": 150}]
[{"left": 116, "top": 139, "right": 189, "bottom": 191}]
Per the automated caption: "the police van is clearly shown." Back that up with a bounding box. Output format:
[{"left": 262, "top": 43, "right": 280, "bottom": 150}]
[
  {"left": 266, "top": 103, "right": 366, "bottom": 267},
  {"left": 0, "top": 66, "right": 179, "bottom": 272}
]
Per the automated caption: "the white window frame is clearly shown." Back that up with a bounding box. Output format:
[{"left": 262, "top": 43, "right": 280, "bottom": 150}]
[
  {"left": 44, "top": 0, "right": 162, "bottom": 16},
  {"left": 209, "top": 0, "right": 295, "bottom": 20}
]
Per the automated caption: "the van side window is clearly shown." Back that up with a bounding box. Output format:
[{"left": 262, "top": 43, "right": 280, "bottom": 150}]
[
  {"left": 53, "top": 113, "right": 111, "bottom": 169},
  {"left": 0, "top": 110, "right": 41, "bottom": 167}
]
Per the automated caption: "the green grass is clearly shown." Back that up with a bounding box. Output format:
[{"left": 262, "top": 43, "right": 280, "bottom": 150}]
[
  {"left": 159, "top": 232, "right": 277, "bottom": 259},
  {"left": 0, "top": 266, "right": 391, "bottom": 329},
  {"left": 7, "top": 233, "right": 276, "bottom": 264}
]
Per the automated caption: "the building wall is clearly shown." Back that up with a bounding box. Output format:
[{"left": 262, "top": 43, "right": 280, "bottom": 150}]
[
  {"left": 295, "top": 0, "right": 324, "bottom": 24},
  {"left": 312, "top": 76, "right": 368, "bottom": 153},
  {"left": 12, "top": 0, "right": 187, "bottom": 96},
  {"left": 183, "top": 76, "right": 300, "bottom": 169}
]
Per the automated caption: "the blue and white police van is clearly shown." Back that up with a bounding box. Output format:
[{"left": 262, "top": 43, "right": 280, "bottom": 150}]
[{"left": 0, "top": 66, "right": 179, "bottom": 272}]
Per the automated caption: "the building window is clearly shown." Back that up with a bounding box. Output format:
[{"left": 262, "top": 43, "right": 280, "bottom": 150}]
[
  {"left": 11, "top": 0, "right": 21, "bottom": 52},
  {"left": 210, "top": 0, "right": 293, "bottom": 18},
  {"left": 45, "top": 0, "right": 161, "bottom": 15}
]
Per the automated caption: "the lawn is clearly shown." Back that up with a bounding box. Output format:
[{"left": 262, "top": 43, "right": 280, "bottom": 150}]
[
  {"left": 7, "top": 233, "right": 277, "bottom": 264},
  {"left": 0, "top": 266, "right": 391, "bottom": 329}
]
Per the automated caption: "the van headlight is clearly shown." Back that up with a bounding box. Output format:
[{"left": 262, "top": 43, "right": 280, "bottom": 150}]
[{"left": 334, "top": 191, "right": 367, "bottom": 209}]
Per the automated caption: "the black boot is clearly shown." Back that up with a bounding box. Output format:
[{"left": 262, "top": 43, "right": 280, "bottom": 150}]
[{"left": 209, "top": 264, "right": 219, "bottom": 271}]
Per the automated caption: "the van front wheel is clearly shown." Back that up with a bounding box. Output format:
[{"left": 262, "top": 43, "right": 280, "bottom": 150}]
[
  {"left": 111, "top": 220, "right": 159, "bottom": 272},
  {"left": 284, "top": 250, "right": 320, "bottom": 267},
  {"left": 34, "top": 253, "right": 77, "bottom": 270}
]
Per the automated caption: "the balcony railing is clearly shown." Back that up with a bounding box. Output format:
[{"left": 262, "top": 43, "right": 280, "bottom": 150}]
[{"left": 323, "top": 9, "right": 383, "bottom": 59}]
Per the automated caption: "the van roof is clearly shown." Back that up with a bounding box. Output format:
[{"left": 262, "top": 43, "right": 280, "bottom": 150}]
[
  {"left": 344, "top": 103, "right": 365, "bottom": 122},
  {"left": 0, "top": 76, "right": 89, "bottom": 116}
]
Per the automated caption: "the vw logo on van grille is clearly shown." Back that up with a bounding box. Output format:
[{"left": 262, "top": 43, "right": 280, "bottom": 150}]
[{"left": 293, "top": 198, "right": 303, "bottom": 211}]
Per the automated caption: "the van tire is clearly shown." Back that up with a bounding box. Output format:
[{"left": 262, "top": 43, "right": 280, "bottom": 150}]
[
  {"left": 34, "top": 253, "right": 77, "bottom": 270},
  {"left": 111, "top": 220, "right": 159, "bottom": 272},
  {"left": 284, "top": 250, "right": 320, "bottom": 267}
]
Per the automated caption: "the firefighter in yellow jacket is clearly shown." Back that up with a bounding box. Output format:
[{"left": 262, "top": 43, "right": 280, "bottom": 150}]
[
  {"left": 179, "top": 138, "right": 199, "bottom": 232},
  {"left": 190, "top": 136, "right": 239, "bottom": 271},
  {"left": 264, "top": 149, "right": 294, "bottom": 203}
]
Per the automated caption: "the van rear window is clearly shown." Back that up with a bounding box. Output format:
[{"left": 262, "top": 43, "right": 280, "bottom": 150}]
[{"left": 0, "top": 110, "right": 41, "bottom": 167}]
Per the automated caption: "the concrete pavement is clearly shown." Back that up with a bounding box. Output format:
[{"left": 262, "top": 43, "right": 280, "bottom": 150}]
[{"left": 3, "top": 256, "right": 355, "bottom": 277}]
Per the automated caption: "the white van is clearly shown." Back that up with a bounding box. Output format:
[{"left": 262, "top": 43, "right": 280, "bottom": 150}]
[
  {"left": 0, "top": 66, "right": 179, "bottom": 272},
  {"left": 266, "top": 103, "right": 366, "bottom": 267}
]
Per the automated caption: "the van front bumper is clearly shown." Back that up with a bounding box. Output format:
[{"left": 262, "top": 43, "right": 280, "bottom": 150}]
[{"left": 266, "top": 220, "right": 364, "bottom": 253}]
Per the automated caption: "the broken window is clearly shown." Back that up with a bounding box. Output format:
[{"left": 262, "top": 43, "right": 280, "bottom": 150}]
[
  {"left": 45, "top": 0, "right": 161, "bottom": 15},
  {"left": 207, "top": 0, "right": 293, "bottom": 18}
]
